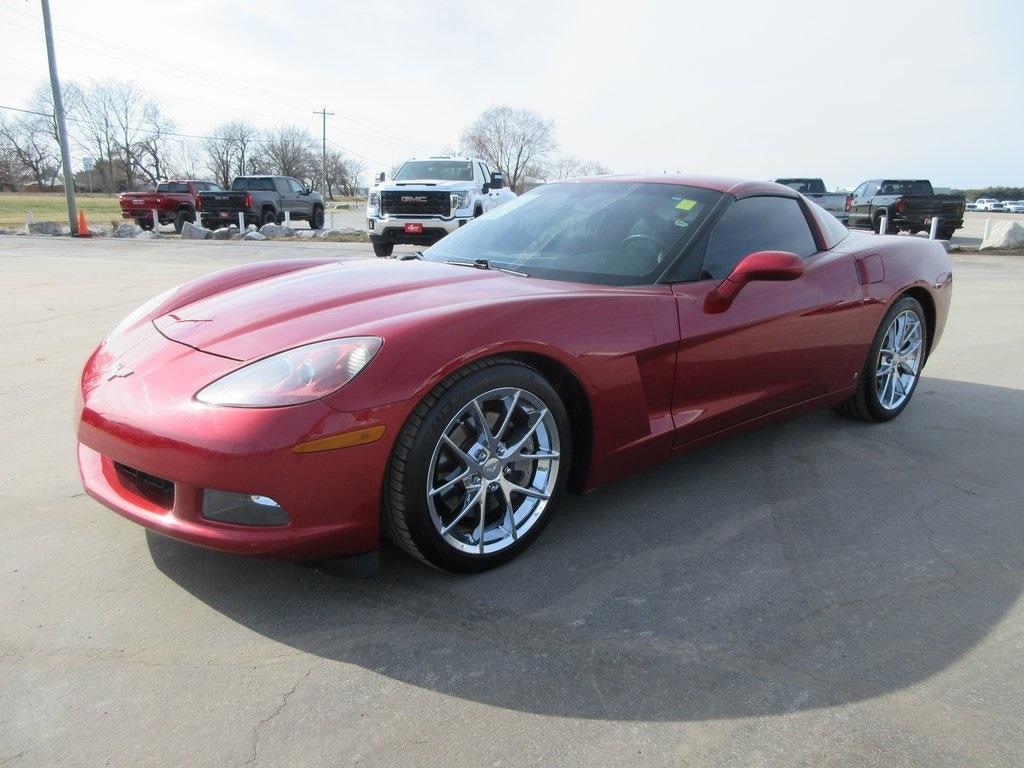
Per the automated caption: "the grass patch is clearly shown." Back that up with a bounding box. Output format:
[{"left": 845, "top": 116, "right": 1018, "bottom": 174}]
[{"left": 0, "top": 193, "right": 123, "bottom": 229}]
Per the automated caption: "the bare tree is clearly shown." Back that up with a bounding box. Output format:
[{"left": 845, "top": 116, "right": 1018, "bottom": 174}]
[
  {"left": 221, "top": 121, "right": 260, "bottom": 177},
  {"left": 167, "top": 139, "right": 205, "bottom": 180},
  {"left": 134, "top": 102, "right": 177, "bottom": 185},
  {"left": 460, "top": 106, "right": 556, "bottom": 193},
  {"left": 260, "top": 125, "right": 316, "bottom": 182},
  {"left": 202, "top": 131, "right": 236, "bottom": 189},
  {"left": 0, "top": 110, "right": 59, "bottom": 189},
  {"left": 105, "top": 80, "right": 149, "bottom": 190},
  {"left": 323, "top": 150, "right": 365, "bottom": 197},
  {"left": 547, "top": 155, "right": 611, "bottom": 181},
  {"left": 0, "top": 117, "right": 28, "bottom": 190}
]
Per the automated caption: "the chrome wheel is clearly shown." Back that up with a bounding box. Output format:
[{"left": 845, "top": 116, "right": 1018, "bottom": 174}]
[
  {"left": 876, "top": 309, "right": 923, "bottom": 410},
  {"left": 426, "top": 387, "right": 560, "bottom": 555}
]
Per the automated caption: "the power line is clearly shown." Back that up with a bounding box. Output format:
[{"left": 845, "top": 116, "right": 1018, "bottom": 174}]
[{"left": 0, "top": 5, "right": 433, "bottom": 151}]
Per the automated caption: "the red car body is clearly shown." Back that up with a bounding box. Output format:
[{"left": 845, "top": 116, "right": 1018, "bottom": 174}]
[{"left": 78, "top": 176, "right": 952, "bottom": 561}]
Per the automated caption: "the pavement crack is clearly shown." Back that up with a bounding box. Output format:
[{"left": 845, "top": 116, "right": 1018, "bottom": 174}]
[{"left": 245, "top": 660, "right": 324, "bottom": 766}]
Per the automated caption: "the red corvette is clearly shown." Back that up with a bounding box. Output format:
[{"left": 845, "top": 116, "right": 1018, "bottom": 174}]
[{"left": 77, "top": 176, "right": 952, "bottom": 572}]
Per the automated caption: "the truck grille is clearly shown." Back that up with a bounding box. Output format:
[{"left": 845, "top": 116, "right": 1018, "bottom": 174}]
[{"left": 381, "top": 191, "right": 451, "bottom": 217}]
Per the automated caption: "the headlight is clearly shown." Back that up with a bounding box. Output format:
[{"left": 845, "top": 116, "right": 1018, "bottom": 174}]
[
  {"left": 195, "top": 337, "right": 382, "bottom": 408},
  {"left": 105, "top": 286, "right": 178, "bottom": 342},
  {"left": 368, "top": 191, "right": 380, "bottom": 210},
  {"left": 451, "top": 191, "right": 471, "bottom": 211}
]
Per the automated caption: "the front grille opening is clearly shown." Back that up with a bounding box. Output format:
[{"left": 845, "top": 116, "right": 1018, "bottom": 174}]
[
  {"left": 114, "top": 462, "right": 174, "bottom": 509},
  {"left": 380, "top": 190, "right": 451, "bottom": 217}
]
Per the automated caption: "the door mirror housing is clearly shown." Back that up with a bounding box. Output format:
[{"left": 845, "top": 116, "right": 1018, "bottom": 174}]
[
  {"left": 707, "top": 251, "right": 804, "bottom": 311},
  {"left": 490, "top": 172, "right": 504, "bottom": 190},
  {"left": 376, "top": 172, "right": 386, "bottom": 184}
]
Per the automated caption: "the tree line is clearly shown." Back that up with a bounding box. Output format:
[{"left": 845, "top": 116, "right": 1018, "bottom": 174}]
[{"left": 0, "top": 79, "right": 365, "bottom": 198}]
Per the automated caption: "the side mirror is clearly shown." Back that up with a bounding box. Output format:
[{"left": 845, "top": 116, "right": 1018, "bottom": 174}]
[
  {"left": 490, "top": 172, "right": 504, "bottom": 190},
  {"left": 376, "top": 172, "right": 385, "bottom": 183},
  {"left": 303, "top": 187, "right": 312, "bottom": 196},
  {"left": 707, "top": 251, "right": 804, "bottom": 311}
]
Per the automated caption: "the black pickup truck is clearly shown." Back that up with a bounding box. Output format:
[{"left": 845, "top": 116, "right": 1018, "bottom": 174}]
[
  {"left": 197, "top": 176, "right": 325, "bottom": 229},
  {"left": 847, "top": 179, "right": 965, "bottom": 239}
]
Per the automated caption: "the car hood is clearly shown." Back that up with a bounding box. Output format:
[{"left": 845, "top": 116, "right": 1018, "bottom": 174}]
[
  {"left": 153, "top": 260, "right": 571, "bottom": 361},
  {"left": 378, "top": 180, "right": 473, "bottom": 191}
]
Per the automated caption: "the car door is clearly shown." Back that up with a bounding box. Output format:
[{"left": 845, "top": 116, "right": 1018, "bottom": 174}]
[
  {"left": 476, "top": 162, "right": 494, "bottom": 212},
  {"left": 284, "top": 178, "right": 309, "bottom": 218},
  {"left": 669, "top": 195, "right": 864, "bottom": 446},
  {"left": 848, "top": 182, "right": 871, "bottom": 229}
]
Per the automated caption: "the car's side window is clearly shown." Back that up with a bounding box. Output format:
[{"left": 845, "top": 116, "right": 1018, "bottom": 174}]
[
  {"left": 701, "top": 196, "right": 818, "bottom": 280},
  {"left": 864, "top": 182, "right": 879, "bottom": 199},
  {"left": 852, "top": 182, "right": 867, "bottom": 200}
]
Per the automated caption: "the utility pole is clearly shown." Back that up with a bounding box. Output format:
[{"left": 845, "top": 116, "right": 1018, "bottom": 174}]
[
  {"left": 41, "top": 0, "right": 78, "bottom": 235},
  {"left": 314, "top": 108, "right": 334, "bottom": 198}
]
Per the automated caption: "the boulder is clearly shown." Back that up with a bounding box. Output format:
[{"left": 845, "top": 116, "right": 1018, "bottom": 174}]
[
  {"left": 243, "top": 231, "right": 267, "bottom": 241},
  {"left": 29, "top": 221, "right": 65, "bottom": 236},
  {"left": 979, "top": 220, "right": 1024, "bottom": 250},
  {"left": 134, "top": 230, "right": 161, "bottom": 240},
  {"left": 259, "top": 223, "right": 296, "bottom": 238},
  {"left": 211, "top": 225, "right": 239, "bottom": 241},
  {"left": 113, "top": 223, "right": 143, "bottom": 238},
  {"left": 316, "top": 228, "right": 360, "bottom": 239},
  {"left": 0, "top": 227, "right": 14, "bottom": 236},
  {"left": 180, "top": 221, "right": 212, "bottom": 240}
]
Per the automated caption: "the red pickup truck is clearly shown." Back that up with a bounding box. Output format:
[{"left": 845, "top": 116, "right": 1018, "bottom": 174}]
[{"left": 119, "top": 180, "right": 224, "bottom": 233}]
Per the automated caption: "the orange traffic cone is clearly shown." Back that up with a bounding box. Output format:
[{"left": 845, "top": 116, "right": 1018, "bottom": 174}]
[{"left": 76, "top": 209, "right": 91, "bottom": 238}]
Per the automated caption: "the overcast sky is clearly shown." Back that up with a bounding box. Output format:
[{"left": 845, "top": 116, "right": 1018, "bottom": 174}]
[{"left": 2, "top": 0, "right": 1021, "bottom": 189}]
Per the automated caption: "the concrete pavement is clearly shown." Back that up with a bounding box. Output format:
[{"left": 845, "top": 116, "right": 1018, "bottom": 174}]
[{"left": 1, "top": 236, "right": 1022, "bottom": 767}]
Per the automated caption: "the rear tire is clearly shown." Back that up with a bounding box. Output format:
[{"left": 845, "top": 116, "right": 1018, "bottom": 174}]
[
  {"left": 372, "top": 242, "right": 394, "bottom": 258},
  {"left": 260, "top": 208, "right": 277, "bottom": 227},
  {"left": 835, "top": 296, "right": 927, "bottom": 422},
  {"left": 173, "top": 208, "right": 194, "bottom": 233},
  {"left": 873, "top": 212, "right": 897, "bottom": 235},
  {"left": 136, "top": 219, "right": 154, "bottom": 231},
  {"left": 383, "top": 358, "right": 571, "bottom": 572}
]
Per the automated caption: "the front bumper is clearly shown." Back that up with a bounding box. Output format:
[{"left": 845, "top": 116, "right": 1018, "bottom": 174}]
[
  {"left": 366, "top": 210, "right": 471, "bottom": 245},
  {"left": 76, "top": 328, "right": 414, "bottom": 559}
]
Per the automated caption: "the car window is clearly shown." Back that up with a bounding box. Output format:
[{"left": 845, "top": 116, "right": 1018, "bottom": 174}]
[
  {"left": 425, "top": 182, "right": 721, "bottom": 286},
  {"left": 231, "top": 178, "right": 276, "bottom": 191},
  {"left": 864, "top": 182, "right": 880, "bottom": 198},
  {"left": 702, "top": 196, "right": 818, "bottom": 280},
  {"left": 394, "top": 160, "right": 474, "bottom": 182},
  {"left": 157, "top": 182, "right": 188, "bottom": 193},
  {"left": 288, "top": 178, "right": 304, "bottom": 193},
  {"left": 852, "top": 183, "right": 867, "bottom": 199}
]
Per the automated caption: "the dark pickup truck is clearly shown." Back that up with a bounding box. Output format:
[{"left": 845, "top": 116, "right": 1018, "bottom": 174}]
[
  {"left": 197, "top": 176, "right": 325, "bottom": 229},
  {"left": 847, "top": 179, "right": 965, "bottom": 239},
  {"left": 119, "top": 180, "right": 222, "bottom": 232}
]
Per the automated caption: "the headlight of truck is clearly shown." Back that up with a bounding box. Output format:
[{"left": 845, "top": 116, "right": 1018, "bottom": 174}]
[
  {"left": 451, "top": 191, "right": 471, "bottom": 211},
  {"left": 368, "top": 191, "right": 380, "bottom": 211},
  {"left": 195, "top": 337, "right": 383, "bottom": 407}
]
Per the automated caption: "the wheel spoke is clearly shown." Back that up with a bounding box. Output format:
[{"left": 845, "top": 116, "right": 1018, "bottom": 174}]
[
  {"left": 504, "top": 480, "right": 551, "bottom": 500},
  {"left": 499, "top": 488, "right": 518, "bottom": 542},
  {"left": 470, "top": 398, "right": 494, "bottom": 448},
  {"left": 442, "top": 434, "right": 476, "bottom": 469},
  {"left": 518, "top": 450, "right": 560, "bottom": 461},
  {"left": 493, "top": 390, "right": 521, "bottom": 443},
  {"left": 507, "top": 408, "right": 549, "bottom": 457},
  {"left": 429, "top": 469, "right": 469, "bottom": 497},
  {"left": 476, "top": 485, "right": 487, "bottom": 553},
  {"left": 441, "top": 485, "right": 484, "bottom": 535}
]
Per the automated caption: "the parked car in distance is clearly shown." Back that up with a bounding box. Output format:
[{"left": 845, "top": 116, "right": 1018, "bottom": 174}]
[
  {"left": 367, "top": 156, "right": 517, "bottom": 258},
  {"left": 965, "top": 201, "right": 977, "bottom": 211},
  {"left": 974, "top": 198, "right": 1000, "bottom": 212},
  {"left": 847, "top": 179, "right": 965, "bottom": 239},
  {"left": 120, "top": 180, "right": 221, "bottom": 233},
  {"left": 197, "top": 176, "right": 325, "bottom": 230},
  {"left": 1003, "top": 201, "right": 1024, "bottom": 213},
  {"left": 78, "top": 175, "right": 951, "bottom": 572},
  {"left": 774, "top": 178, "right": 850, "bottom": 223}
]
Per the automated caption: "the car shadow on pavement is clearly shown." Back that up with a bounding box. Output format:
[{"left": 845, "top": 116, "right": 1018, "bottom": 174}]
[{"left": 147, "top": 376, "right": 1024, "bottom": 721}]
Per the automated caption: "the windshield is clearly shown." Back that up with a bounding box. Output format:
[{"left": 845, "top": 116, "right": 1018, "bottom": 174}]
[
  {"left": 231, "top": 177, "right": 276, "bottom": 191},
  {"left": 777, "top": 179, "right": 826, "bottom": 194},
  {"left": 424, "top": 182, "right": 721, "bottom": 286},
  {"left": 395, "top": 160, "right": 474, "bottom": 182}
]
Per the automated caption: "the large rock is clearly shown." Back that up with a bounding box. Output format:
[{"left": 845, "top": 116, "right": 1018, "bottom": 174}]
[
  {"left": 113, "top": 223, "right": 143, "bottom": 238},
  {"left": 980, "top": 220, "right": 1024, "bottom": 250},
  {"left": 29, "top": 221, "right": 66, "bottom": 236},
  {"left": 180, "top": 221, "right": 212, "bottom": 240},
  {"left": 211, "top": 225, "right": 239, "bottom": 240},
  {"left": 242, "top": 231, "right": 267, "bottom": 241},
  {"left": 259, "top": 223, "right": 296, "bottom": 238},
  {"left": 134, "top": 230, "right": 161, "bottom": 240}
]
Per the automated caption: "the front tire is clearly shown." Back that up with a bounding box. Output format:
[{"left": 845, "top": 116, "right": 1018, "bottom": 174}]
[
  {"left": 173, "top": 208, "right": 194, "bottom": 233},
  {"left": 136, "top": 218, "right": 154, "bottom": 231},
  {"left": 372, "top": 242, "right": 394, "bottom": 258},
  {"left": 384, "top": 358, "right": 571, "bottom": 572},
  {"left": 310, "top": 205, "right": 324, "bottom": 229},
  {"left": 835, "top": 296, "right": 927, "bottom": 422}
]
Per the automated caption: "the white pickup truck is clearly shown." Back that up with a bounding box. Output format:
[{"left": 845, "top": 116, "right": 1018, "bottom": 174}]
[
  {"left": 774, "top": 178, "right": 850, "bottom": 224},
  {"left": 367, "top": 156, "right": 517, "bottom": 257}
]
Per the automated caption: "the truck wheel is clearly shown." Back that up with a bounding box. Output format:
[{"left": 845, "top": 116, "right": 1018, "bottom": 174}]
[
  {"left": 260, "top": 208, "right": 277, "bottom": 227},
  {"left": 310, "top": 206, "right": 324, "bottom": 229},
  {"left": 136, "top": 219, "right": 154, "bottom": 231},
  {"left": 173, "top": 209, "right": 194, "bottom": 233},
  {"left": 474, "top": 206, "right": 484, "bottom": 218},
  {"left": 373, "top": 242, "right": 394, "bottom": 258},
  {"left": 937, "top": 225, "right": 957, "bottom": 240}
]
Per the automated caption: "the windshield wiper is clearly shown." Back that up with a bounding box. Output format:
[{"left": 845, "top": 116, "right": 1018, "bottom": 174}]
[{"left": 444, "top": 258, "right": 529, "bottom": 277}]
